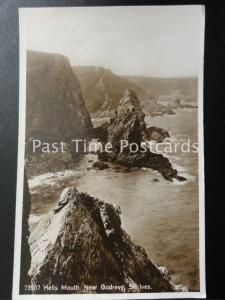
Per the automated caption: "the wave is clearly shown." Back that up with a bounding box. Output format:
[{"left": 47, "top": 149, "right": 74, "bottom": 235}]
[{"left": 28, "top": 169, "right": 82, "bottom": 190}]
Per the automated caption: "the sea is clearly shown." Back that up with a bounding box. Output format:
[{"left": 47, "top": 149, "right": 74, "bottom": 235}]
[{"left": 29, "top": 108, "right": 200, "bottom": 291}]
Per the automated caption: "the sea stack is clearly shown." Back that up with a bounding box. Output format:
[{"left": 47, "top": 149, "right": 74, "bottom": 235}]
[{"left": 98, "top": 89, "right": 186, "bottom": 181}]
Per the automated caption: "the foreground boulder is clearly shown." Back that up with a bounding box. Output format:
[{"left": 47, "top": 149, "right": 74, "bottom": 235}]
[
  {"left": 98, "top": 89, "right": 185, "bottom": 181},
  {"left": 29, "top": 187, "right": 176, "bottom": 294}
]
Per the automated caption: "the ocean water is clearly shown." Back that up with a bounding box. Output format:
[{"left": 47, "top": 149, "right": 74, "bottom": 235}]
[{"left": 29, "top": 108, "right": 199, "bottom": 291}]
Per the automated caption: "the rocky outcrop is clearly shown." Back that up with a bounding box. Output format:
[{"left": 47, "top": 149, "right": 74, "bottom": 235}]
[
  {"left": 25, "top": 51, "right": 93, "bottom": 176},
  {"left": 146, "top": 126, "right": 170, "bottom": 143},
  {"left": 73, "top": 66, "right": 161, "bottom": 117},
  {"left": 92, "top": 161, "right": 109, "bottom": 170},
  {"left": 108, "top": 89, "right": 147, "bottom": 144},
  {"left": 98, "top": 89, "right": 185, "bottom": 181},
  {"left": 29, "top": 187, "right": 176, "bottom": 294}
]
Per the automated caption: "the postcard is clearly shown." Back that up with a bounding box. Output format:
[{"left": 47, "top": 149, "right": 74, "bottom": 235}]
[{"left": 13, "top": 5, "right": 205, "bottom": 299}]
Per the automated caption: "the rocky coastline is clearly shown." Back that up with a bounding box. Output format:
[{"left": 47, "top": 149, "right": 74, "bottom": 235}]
[{"left": 22, "top": 51, "right": 190, "bottom": 294}]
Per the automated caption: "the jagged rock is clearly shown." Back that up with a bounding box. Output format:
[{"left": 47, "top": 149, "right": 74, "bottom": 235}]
[
  {"left": 92, "top": 161, "right": 109, "bottom": 170},
  {"left": 98, "top": 89, "right": 186, "bottom": 181},
  {"left": 108, "top": 89, "right": 147, "bottom": 147},
  {"left": 29, "top": 188, "right": 177, "bottom": 293},
  {"left": 146, "top": 126, "right": 170, "bottom": 143}
]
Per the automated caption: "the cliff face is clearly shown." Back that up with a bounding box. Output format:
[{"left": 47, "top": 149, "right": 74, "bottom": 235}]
[
  {"left": 25, "top": 51, "right": 93, "bottom": 176},
  {"left": 29, "top": 187, "right": 176, "bottom": 294},
  {"left": 26, "top": 51, "right": 92, "bottom": 141},
  {"left": 98, "top": 89, "right": 185, "bottom": 181},
  {"left": 73, "top": 66, "right": 161, "bottom": 116}
]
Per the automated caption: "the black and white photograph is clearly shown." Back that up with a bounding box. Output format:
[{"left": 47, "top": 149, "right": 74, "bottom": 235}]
[{"left": 13, "top": 5, "right": 205, "bottom": 299}]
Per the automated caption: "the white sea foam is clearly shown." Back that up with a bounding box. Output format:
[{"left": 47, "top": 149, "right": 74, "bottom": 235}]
[
  {"left": 172, "top": 163, "right": 187, "bottom": 173},
  {"left": 29, "top": 214, "right": 43, "bottom": 224},
  {"left": 28, "top": 169, "right": 81, "bottom": 190},
  {"left": 172, "top": 173, "right": 196, "bottom": 185},
  {"left": 28, "top": 172, "right": 57, "bottom": 189}
]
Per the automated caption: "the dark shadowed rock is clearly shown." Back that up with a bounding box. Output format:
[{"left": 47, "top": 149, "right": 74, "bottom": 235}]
[
  {"left": 98, "top": 89, "right": 186, "bottom": 181},
  {"left": 29, "top": 188, "right": 177, "bottom": 293},
  {"left": 92, "top": 161, "right": 109, "bottom": 170},
  {"left": 146, "top": 126, "right": 170, "bottom": 143},
  {"left": 20, "top": 173, "right": 31, "bottom": 293},
  {"left": 108, "top": 89, "right": 147, "bottom": 146},
  {"left": 152, "top": 178, "right": 159, "bottom": 182},
  {"left": 91, "top": 122, "right": 109, "bottom": 143}
]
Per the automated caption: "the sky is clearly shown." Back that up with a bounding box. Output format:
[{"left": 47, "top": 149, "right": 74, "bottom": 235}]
[{"left": 20, "top": 6, "right": 205, "bottom": 77}]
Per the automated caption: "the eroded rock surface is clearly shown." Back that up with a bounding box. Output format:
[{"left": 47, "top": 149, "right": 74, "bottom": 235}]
[
  {"left": 98, "top": 89, "right": 185, "bottom": 181},
  {"left": 26, "top": 51, "right": 92, "bottom": 141},
  {"left": 26, "top": 51, "right": 93, "bottom": 177},
  {"left": 29, "top": 188, "right": 176, "bottom": 294}
]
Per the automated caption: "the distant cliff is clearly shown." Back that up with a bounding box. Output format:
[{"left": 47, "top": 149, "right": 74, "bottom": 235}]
[
  {"left": 29, "top": 187, "right": 177, "bottom": 294},
  {"left": 26, "top": 51, "right": 92, "bottom": 141},
  {"left": 73, "top": 66, "right": 162, "bottom": 116},
  {"left": 125, "top": 76, "right": 198, "bottom": 100}
]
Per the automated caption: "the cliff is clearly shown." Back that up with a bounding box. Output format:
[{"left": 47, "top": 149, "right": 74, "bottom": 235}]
[
  {"left": 25, "top": 51, "right": 93, "bottom": 176},
  {"left": 29, "top": 187, "right": 176, "bottom": 294},
  {"left": 73, "top": 66, "right": 162, "bottom": 116},
  {"left": 26, "top": 51, "right": 92, "bottom": 141}
]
